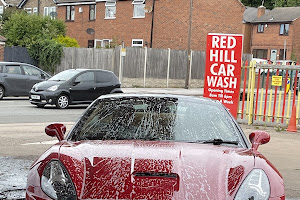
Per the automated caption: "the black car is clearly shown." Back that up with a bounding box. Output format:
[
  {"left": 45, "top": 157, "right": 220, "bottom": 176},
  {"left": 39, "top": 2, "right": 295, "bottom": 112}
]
[
  {"left": 0, "top": 62, "right": 51, "bottom": 99},
  {"left": 29, "top": 69, "right": 122, "bottom": 108}
]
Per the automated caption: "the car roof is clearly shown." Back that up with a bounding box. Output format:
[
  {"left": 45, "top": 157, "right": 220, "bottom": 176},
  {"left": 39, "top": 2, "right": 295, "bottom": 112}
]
[
  {"left": 0, "top": 61, "right": 37, "bottom": 66},
  {"left": 65, "top": 68, "right": 114, "bottom": 74}
]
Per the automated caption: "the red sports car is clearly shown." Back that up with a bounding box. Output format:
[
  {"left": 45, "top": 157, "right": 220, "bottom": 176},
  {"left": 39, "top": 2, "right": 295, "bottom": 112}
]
[{"left": 26, "top": 94, "right": 285, "bottom": 200}]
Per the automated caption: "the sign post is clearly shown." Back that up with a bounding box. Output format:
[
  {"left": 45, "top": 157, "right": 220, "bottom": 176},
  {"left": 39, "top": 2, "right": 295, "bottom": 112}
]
[{"left": 203, "top": 33, "right": 243, "bottom": 118}]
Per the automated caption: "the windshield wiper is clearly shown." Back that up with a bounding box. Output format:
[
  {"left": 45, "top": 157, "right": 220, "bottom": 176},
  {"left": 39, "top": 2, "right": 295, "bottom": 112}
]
[{"left": 202, "top": 139, "right": 238, "bottom": 145}]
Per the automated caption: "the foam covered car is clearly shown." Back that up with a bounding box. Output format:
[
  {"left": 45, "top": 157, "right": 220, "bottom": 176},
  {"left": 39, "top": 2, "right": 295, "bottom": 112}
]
[{"left": 26, "top": 94, "right": 285, "bottom": 200}]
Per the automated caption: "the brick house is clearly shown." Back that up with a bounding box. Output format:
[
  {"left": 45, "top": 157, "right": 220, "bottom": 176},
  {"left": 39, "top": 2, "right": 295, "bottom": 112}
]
[
  {"left": 0, "top": 35, "right": 6, "bottom": 61},
  {"left": 18, "top": 0, "right": 56, "bottom": 18},
  {"left": 251, "top": 6, "right": 300, "bottom": 62},
  {"left": 242, "top": 6, "right": 270, "bottom": 54},
  {"left": 55, "top": 0, "right": 245, "bottom": 51},
  {"left": 0, "top": 0, "right": 23, "bottom": 15}
]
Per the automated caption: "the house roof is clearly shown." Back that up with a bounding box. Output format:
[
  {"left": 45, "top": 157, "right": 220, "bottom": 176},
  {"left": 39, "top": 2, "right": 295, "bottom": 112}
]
[
  {"left": 243, "top": 6, "right": 270, "bottom": 23},
  {"left": 56, "top": 0, "right": 95, "bottom": 5},
  {"left": 4, "top": 0, "right": 22, "bottom": 6},
  {"left": 252, "top": 7, "right": 300, "bottom": 23},
  {"left": 18, "top": 0, "right": 56, "bottom": 8},
  {"left": 0, "top": 35, "right": 7, "bottom": 42}
]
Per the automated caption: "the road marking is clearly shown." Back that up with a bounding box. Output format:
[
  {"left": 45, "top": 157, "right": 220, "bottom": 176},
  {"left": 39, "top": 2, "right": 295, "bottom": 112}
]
[{"left": 21, "top": 140, "right": 58, "bottom": 145}]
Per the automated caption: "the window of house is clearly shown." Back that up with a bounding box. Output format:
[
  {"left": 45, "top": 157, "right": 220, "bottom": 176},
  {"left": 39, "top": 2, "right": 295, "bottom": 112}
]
[
  {"left": 66, "top": 5, "right": 75, "bottom": 21},
  {"left": 33, "top": 7, "right": 38, "bottom": 14},
  {"left": 252, "top": 49, "right": 268, "bottom": 59},
  {"left": 94, "top": 39, "right": 112, "bottom": 48},
  {"left": 105, "top": 1, "right": 116, "bottom": 19},
  {"left": 132, "top": 0, "right": 145, "bottom": 18},
  {"left": 132, "top": 39, "right": 143, "bottom": 48},
  {"left": 280, "top": 24, "right": 289, "bottom": 35},
  {"left": 44, "top": 6, "right": 57, "bottom": 19},
  {"left": 89, "top": 5, "right": 96, "bottom": 20},
  {"left": 24, "top": 8, "right": 32, "bottom": 14},
  {"left": 0, "top": 6, "right": 4, "bottom": 15},
  {"left": 279, "top": 49, "right": 287, "bottom": 60},
  {"left": 88, "top": 40, "right": 95, "bottom": 48},
  {"left": 257, "top": 24, "right": 264, "bottom": 33}
]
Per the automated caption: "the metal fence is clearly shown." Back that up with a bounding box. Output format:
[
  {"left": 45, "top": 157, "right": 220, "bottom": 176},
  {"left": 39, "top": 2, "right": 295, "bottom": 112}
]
[{"left": 239, "top": 61, "right": 300, "bottom": 125}]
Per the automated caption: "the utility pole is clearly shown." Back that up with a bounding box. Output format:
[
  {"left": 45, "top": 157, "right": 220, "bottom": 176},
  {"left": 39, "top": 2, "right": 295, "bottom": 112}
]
[{"left": 185, "top": 0, "right": 193, "bottom": 89}]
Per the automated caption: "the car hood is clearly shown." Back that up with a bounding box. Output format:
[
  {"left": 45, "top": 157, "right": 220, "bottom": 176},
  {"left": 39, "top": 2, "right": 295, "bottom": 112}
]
[
  {"left": 58, "top": 140, "right": 254, "bottom": 199},
  {"left": 34, "top": 80, "right": 66, "bottom": 90}
]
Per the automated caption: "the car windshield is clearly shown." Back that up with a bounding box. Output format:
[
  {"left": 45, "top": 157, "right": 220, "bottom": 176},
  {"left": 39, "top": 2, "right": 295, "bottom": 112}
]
[
  {"left": 70, "top": 96, "right": 243, "bottom": 146},
  {"left": 49, "top": 70, "right": 81, "bottom": 81}
]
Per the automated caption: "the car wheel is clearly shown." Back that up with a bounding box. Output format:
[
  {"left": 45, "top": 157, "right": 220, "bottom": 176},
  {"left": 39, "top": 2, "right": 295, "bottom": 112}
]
[
  {"left": 0, "top": 86, "right": 4, "bottom": 99},
  {"left": 56, "top": 94, "right": 69, "bottom": 109},
  {"left": 36, "top": 104, "right": 45, "bottom": 108}
]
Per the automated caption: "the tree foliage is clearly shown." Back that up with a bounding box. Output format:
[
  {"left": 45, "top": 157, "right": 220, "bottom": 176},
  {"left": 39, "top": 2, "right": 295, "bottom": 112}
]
[
  {"left": 1, "top": 12, "right": 65, "bottom": 47},
  {"left": 29, "top": 39, "right": 63, "bottom": 74},
  {"left": 1, "top": 12, "right": 67, "bottom": 73},
  {"left": 241, "top": 0, "right": 300, "bottom": 9},
  {"left": 54, "top": 35, "right": 80, "bottom": 47}
]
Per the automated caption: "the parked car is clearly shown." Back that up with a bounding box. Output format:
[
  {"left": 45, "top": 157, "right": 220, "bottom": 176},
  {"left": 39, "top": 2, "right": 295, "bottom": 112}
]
[
  {"left": 26, "top": 94, "right": 285, "bottom": 200},
  {"left": 29, "top": 69, "right": 122, "bottom": 108},
  {"left": 0, "top": 62, "right": 51, "bottom": 99},
  {"left": 252, "top": 58, "right": 274, "bottom": 74}
]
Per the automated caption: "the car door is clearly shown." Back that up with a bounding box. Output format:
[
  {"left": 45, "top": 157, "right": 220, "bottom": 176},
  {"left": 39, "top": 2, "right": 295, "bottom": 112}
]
[
  {"left": 69, "top": 71, "right": 95, "bottom": 101},
  {"left": 22, "top": 64, "right": 47, "bottom": 92},
  {"left": 2, "top": 65, "right": 28, "bottom": 96},
  {"left": 93, "top": 71, "right": 114, "bottom": 100}
]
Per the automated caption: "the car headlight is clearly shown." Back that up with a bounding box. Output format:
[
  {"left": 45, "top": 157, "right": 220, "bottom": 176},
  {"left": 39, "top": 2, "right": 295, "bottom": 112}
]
[
  {"left": 234, "top": 169, "right": 270, "bottom": 200},
  {"left": 41, "top": 160, "right": 77, "bottom": 200},
  {"left": 47, "top": 85, "right": 59, "bottom": 92}
]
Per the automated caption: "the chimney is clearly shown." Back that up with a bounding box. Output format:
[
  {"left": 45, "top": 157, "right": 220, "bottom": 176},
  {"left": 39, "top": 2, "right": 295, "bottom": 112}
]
[{"left": 257, "top": 5, "right": 266, "bottom": 18}]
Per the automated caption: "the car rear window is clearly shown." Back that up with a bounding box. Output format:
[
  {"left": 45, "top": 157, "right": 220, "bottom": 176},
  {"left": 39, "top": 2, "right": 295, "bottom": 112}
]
[{"left": 95, "top": 71, "right": 112, "bottom": 83}]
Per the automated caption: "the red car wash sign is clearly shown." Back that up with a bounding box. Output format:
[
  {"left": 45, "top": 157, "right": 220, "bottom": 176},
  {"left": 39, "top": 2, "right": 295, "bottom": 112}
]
[{"left": 204, "top": 33, "right": 243, "bottom": 118}]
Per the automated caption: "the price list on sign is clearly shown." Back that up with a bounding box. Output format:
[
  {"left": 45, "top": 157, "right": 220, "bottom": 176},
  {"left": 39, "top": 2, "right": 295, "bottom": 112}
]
[{"left": 203, "top": 33, "right": 243, "bottom": 118}]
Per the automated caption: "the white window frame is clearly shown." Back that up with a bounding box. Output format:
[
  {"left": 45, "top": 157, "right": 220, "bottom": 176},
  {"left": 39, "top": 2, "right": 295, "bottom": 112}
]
[
  {"left": 44, "top": 6, "right": 57, "bottom": 19},
  {"left": 132, "top": 39, "right": 143, "bottom": 48},
  {"left": 33, "top": 7, "right": 38, "bottom": 14},
  {"left": 105, "top": 1, "right": 116, "bottom": 19},
  {"left": 94, "top": 39, "right": 112, "bottom": 48},
  {"left": 89, "top": 4, "right": 96, "bottom": 20},
  {"left": 66, "top": 5, "right": 75, "bottom": 21},
  {"left": 0, "top": 6, "right": 4, "bottom": 15},
  {"left": 132, "top": 0, "right": 145, "bottom": 18},
  {"left": 24, "top": 8, "right": 32, "bottom": 14}
]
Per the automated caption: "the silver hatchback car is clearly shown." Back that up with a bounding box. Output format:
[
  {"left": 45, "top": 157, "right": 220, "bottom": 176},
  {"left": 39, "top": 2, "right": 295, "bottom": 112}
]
[{"left": 0, "top": 62, "right": 51, "bottom": 99}]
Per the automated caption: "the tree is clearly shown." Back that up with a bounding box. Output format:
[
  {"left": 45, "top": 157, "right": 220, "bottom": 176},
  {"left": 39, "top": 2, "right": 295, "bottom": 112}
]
[
  {"left": 1, "top": 12, "right": 67, "bottom": 73},
  {"left": 241, "top": 0, "right": 300, "bottom": 9},
  {"left": 1, "top": 12, "right": 65, "bottom": 47}
]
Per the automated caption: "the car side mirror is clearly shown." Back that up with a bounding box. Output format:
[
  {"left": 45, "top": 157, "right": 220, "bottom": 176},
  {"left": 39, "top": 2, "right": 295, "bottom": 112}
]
[
  {"left": 73, "top": 81, "right": 80, "bottom": 86},
  {"left": 45, "top": 123, "right": 66, "bottom": 141},
  {"left": 249, "top": 131, "right": 270, "bottom": 151},
  {"left": 41, "top": 73, "right": 46, "bottom": 79}
]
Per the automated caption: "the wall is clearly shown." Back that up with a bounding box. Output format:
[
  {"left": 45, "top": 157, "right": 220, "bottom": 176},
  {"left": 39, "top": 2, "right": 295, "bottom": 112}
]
[
  {"left": 57, "top": 0, "right": 245, "bottom": 51},
  {"left": 251, "top": 23, "right": 294, "bottom": 60},
  {"left": 22, "top": 0, "right": 56, "bottom": 15},
  {"left": 292, "top": 18, "right": 300, "bottom": 62},
  {"left": 242, "top": 23, "right": 252, "bottom": 54},
  {"left": 153, "top": 0, "right": 245, "bottom": 51},
  {"left": 0, "top": 44, "right": 4, "bottom": 61}
]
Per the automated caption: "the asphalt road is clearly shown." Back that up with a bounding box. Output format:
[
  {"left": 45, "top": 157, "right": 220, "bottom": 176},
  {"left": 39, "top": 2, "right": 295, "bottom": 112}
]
[{"left": 0, "top": 96, "right": 299, "bottom": 199}]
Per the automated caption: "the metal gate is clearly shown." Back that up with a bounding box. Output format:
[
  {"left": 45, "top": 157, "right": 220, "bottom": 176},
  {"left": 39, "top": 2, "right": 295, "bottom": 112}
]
[{"left": 239, "top": 61, "right": 300, "bottom": 125}]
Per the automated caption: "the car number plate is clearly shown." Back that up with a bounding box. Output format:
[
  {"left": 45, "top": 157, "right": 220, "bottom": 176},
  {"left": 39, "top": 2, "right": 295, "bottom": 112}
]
[{"left": 31, "top": 95, "right": 40, "bottom": 100}]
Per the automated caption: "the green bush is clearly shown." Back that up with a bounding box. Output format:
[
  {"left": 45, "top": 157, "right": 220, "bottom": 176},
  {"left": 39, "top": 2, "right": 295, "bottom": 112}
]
[
  {"left": 54, "top": 35, "right": 80, "bottom": 47},
  {"left": 28, "top": 39, "right": 63, "bottom": 74}
]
